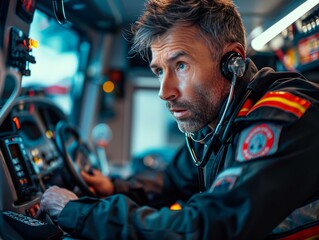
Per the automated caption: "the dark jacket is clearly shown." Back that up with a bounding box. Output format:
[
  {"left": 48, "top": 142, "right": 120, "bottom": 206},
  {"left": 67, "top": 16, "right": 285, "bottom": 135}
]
[{"left": 58, "top": 60, "right": 319, "bottom": 239}]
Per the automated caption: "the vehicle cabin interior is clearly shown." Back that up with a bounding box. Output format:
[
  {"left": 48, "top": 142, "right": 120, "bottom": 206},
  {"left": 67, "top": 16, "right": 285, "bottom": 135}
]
[{"left": 0, "top": 0, "right": 318, "bottom": 239}]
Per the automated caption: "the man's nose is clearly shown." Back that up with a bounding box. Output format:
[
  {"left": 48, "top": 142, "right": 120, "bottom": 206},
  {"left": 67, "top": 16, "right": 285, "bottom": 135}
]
[{"left": 158, "top": 73, "right": 179, "bottom": 101}]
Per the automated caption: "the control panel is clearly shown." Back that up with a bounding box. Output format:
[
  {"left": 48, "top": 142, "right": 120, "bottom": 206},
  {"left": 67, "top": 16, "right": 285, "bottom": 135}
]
[
  {"left": 7, "top": 27, "right": 37, "bottom": 76},
  {"left": 1, "top": 136, "right": 39, "bottom": 203},
  {"left": 0, "top": 210, "right": 63, "bottom": 239}
]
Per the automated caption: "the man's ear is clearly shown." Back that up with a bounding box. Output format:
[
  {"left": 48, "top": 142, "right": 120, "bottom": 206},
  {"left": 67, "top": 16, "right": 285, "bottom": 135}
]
[{"left": 223, "top": 42, "right": 246, "bottom": 60}]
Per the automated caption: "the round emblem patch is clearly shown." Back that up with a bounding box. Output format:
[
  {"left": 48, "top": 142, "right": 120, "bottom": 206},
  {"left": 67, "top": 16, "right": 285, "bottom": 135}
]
[{"left": 242, "top": 123, "right": 274, "bottom": 160}]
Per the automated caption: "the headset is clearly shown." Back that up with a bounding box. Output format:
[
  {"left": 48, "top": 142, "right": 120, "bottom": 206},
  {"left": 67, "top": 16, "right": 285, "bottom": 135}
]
[
  {"left": 221, "top": 51, "right": 246, "bottom": 81},
  {"left": 185, "top": 51, "right": 246, "bottom": 192}
]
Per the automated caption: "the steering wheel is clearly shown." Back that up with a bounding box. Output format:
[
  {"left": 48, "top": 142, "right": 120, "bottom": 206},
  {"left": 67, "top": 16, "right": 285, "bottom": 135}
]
[{"left": 55, "top": 120, "right": 99, "bottom": 196}]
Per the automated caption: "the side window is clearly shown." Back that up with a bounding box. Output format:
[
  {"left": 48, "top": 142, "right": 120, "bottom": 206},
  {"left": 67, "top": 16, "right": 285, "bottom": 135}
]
[{"left": 130, "top": 84, "right": 184, "bottom": 172}]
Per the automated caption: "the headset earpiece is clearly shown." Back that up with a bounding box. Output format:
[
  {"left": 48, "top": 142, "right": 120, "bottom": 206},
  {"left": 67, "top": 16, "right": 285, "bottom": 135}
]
[{"left": 220, "top": 51, "right": 245, "bottom": 81}]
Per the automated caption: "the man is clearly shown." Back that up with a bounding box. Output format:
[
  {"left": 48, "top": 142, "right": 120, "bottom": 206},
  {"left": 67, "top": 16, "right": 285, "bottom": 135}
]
[{"left": 38, "top": 0, "right": 319, "bottom": 239}]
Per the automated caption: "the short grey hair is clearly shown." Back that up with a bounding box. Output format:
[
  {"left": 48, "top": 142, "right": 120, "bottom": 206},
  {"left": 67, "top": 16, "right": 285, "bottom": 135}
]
[{"left": 130, "top": 0, "right": 246, "bottom": 61}]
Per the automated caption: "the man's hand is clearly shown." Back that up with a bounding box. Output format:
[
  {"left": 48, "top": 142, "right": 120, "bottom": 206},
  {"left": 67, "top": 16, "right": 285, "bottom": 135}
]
[
  {"left": 37, "top": 186, "right": 78, "bottom": 222},
  {"left": 81, "top": 169, "right": 114, "bottom": 197}
]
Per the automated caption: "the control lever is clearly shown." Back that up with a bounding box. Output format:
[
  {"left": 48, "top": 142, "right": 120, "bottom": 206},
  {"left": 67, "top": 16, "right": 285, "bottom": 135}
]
[{"left": 92, "top": 123, "right": 112, "bottom": 176}]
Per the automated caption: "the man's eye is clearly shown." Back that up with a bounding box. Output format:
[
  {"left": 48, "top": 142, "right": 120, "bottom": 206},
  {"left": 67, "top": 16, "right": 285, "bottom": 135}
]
[
  {"left": 177, "top": 63, "right": 186, "bottom": 71},
  {"left": 156, "top": 68, "right": 163, "bottom": 77}
]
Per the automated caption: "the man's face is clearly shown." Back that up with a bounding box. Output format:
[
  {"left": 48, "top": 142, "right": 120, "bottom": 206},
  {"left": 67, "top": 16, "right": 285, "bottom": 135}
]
[{"left": 150, "top": 25, "right": 230, "bottom": 133}]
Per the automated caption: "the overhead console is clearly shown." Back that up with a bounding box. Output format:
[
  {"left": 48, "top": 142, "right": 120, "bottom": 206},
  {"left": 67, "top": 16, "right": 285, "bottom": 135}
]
[
  {"left": 250, "top": 1, "right": 319, "bottom": 78},
  {"left": 2, "top": 0, "right": 37, "bottom": 76}
]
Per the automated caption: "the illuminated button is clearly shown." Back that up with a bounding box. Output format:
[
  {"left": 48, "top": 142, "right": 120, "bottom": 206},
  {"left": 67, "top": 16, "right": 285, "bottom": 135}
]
[
  {"left": 26, "top": 208, "right": 36, "bottom": 217},
  {"left": 14, "top": 165, "right": 22, "bottom": 171},
  {"left": 46, "top": 130, "right": 53, "bottom": 139},
  {"left": 17, "top": 171, "right": 25, "bottom": 177},
  {"left": 33, "top": 157, "right": 43, "bottom": 165},
  {"left": 28, "top": 38, "right": 38, "bottom": 48},
  {"left": 103, "top": 80, "right": 115, "bottom": 93},
  {"left": 12, "top": 158, "right": 19, "bottom": 164},
  {"left": 12, "top": 117, "right": 21, "bottom": 130}
]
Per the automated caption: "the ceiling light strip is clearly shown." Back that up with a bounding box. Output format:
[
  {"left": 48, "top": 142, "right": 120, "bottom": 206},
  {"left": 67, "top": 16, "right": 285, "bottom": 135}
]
[{"left": 251, "top": 0, "right": 319, "bottom": 51}]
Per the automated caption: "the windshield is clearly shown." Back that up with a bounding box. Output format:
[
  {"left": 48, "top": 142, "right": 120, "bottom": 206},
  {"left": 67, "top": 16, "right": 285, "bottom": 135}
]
[{"left": 24, "top": 10, "right": 84, "bottom": 116}]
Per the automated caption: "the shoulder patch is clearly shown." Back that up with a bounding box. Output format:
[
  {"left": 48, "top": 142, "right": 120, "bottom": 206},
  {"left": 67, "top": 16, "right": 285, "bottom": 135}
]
[
  {"left": 236, "top": 123, "right": 282, "bottom": 162},
  {"left": 209, "top": 167, "right": 243, "bottom": 193},
  {"left": 247, "top": 91, "right": 311, "bottom": 118}
]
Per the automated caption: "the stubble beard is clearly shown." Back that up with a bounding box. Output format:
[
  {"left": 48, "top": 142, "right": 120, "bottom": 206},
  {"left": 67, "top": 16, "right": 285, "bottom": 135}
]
[{"left": 167, "top": 94, "right": 216, "bottom": 134}]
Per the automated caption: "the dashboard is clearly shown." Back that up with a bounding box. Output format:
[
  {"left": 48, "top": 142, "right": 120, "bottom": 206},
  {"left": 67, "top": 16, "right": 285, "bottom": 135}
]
[{"left": 0, "top": 95, "right": 77, "bottom": 218}]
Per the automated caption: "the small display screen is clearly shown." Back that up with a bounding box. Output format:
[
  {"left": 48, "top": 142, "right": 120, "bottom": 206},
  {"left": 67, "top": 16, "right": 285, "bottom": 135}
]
[
  {"left": 9, "top": 144, "right": 19, "bottom": 159},
  {"left": 8, "top": 143, "right": 31, "bottom": 188}
]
